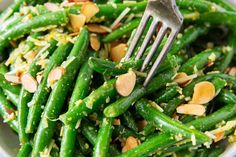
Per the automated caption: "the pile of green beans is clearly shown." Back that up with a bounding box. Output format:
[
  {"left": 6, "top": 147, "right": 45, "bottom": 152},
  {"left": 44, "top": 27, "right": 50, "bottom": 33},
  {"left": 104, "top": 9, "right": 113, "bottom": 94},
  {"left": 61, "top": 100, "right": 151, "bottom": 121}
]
[{"left": 0, "top": 0, "right": 236, "bottom": 157}]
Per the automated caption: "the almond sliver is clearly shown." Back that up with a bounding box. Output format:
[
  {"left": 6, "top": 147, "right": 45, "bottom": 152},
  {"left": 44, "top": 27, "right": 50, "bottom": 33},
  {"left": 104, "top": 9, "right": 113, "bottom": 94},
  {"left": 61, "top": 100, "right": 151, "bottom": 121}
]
[
  {"left": 116, "top": 70, "right": 136, "bottom": 97},
  {"left": 4, "top": 73, "right": 21, "bottom": 84},
  {"left": 214, "top": 131, "right": 224, "bottom": 142},
  {"left": 122, "top": 136, "right": 140, "bottom": 152},
  {"left": 69, "top": 14, "right": 86, "bottom": 32},
  {"left": 81, "top": 2, "right": 99, "bottom": 22},
  {"left": 90, "top": 34, "right": 100, "bottom": 51},
  {"left": 189, "top": 81, "right": 215, "bottom": 105},
  {"left": 48, "top": 67, "right": 65, "bottom": 87},
  {"left": 176, "top": 104, "right": 205, "bottom": 116},
  {"left": 111, "top": 43, "right": 127, "bottom": 62},
  {"left": 21, "top": 73, "right": 38, "bottom": 93},
  {"left": 228, "top": 67, "right": 236, "bottom": 76},
  {"left": 88, "top": 24, "right": 111, "bottom": 34},
  {"left": 45, "top": 3, "right": 61, "bottom": 12},
  {"left": 174, "top": 72, "right": 197, "bottom": 86}
]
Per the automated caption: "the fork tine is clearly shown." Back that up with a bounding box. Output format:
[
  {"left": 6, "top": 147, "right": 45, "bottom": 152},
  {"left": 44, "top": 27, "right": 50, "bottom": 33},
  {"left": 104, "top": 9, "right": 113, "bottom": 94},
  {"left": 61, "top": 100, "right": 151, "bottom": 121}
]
[
  {"left": 135, "top": 18, "right": 159, "bottom": 60},
  {"left": 143, "top": 31, "right": 176, "bottom": 87},
  {"left": 140, "top": 24, "right": 167, "bottom": 72},
  {"left": 124, "top": 12, "right": 150, "bottom": 61}
]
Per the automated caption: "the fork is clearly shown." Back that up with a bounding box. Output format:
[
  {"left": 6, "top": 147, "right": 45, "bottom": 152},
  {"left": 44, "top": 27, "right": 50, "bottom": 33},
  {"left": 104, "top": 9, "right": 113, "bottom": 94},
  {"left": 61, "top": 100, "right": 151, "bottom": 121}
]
[{"left": 124, "top": 0, "right": 183, "bottom": 86}]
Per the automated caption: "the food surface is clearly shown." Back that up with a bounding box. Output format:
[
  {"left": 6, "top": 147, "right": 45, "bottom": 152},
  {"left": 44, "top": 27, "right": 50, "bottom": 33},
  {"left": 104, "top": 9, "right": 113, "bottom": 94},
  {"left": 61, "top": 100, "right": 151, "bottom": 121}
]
[{"left": 0, "top": 0, "right": 236, "bottom": 157}]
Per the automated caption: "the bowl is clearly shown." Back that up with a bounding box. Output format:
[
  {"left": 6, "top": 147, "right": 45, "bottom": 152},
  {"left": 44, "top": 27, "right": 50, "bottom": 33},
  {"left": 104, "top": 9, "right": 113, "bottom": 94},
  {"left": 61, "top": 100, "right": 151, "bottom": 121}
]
[{"left": 0, "top": 0, "right": 236, "bottom": 157}]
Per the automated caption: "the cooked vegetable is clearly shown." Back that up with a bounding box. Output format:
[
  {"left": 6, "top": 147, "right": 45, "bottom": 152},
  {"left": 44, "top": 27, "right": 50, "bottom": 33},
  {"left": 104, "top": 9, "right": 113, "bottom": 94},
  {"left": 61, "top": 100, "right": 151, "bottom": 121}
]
[{"left": 0, "top": 0, "right": 235, "bottom": 157}]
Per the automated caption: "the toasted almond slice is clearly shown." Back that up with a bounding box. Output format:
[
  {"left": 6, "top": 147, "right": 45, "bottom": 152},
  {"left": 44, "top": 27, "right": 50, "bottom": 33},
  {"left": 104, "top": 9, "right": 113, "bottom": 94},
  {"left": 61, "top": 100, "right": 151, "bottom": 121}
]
[
  {"left": 228, "top": 67, "right": 236, "bottom": 76},
  {"left": 4, "top": 73, "right": 21, "bottom": 84},
  {"left": 176, "top": 104, "right": 205, "bottom": 116},
  {"left": 122, "top": 136, "right": 140, "bottom": 152},
  {"left": 111, "top": 43, "right": 127, "bottom": 62},
  {"left": 174, "top": 72, "right": 197, "bottom": 87},
  {"left": 87, "top": 24, "right": 111, "bottom": 34},
  {"left": 90, "top": 34, "right": 100, "bottom": 51},
  {"left": 48, "top": 67, "right": 65, "bottom": 87},
  {"left": 69, "top": 14, "right": 86, "bottom": 32},
  {"left": 21, "top": 73, "right": 38, "bottom": 93},
  {"left": 116, "top": 70, "right": 136, "bottom": 97},
  {"left": 214, "top": 131, "right": 224, "bottom": 142},
  {"left": 113, "top": 119, "right": 121, "bottom": 126},
  {"left": 44, "top": 3, "right": 61, "bottom": 12},
  {"left": 189, "top": 81, "right": 215, "bottom": 105},
  {"left": 81, "top": 2, "right": 99, "bottom": 22}
]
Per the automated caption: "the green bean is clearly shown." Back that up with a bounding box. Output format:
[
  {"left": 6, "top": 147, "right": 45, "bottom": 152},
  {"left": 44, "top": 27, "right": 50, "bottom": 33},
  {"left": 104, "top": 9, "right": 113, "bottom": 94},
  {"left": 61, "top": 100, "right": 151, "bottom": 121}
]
[
  {"left": 104, "top": 70, "right": 175, "bottom": 118},
  {"left": 0, "top": 14, "right": 23, "bottom": 34},
  {"left": 89, "top": 54, "right": 178, "bottom": 77},
  {"left": 215, "top": 33, "right": 236, "bottom": 71},
  {"left": 0, "top": 11, "right": 68, "bottom": 52},
  {"left": 139, "top": 123, "right": 156, "bottom": 137},
  {"left": 4, "top": 90, "right": 19, "bottom": 107},
  {"left": 26, "top": 42, "right": 71, "bottom": 134},
  {"left": 177, "top": 0, "right": 224, "bottom": 12},
  {"left": 88, "top": 57, "right": 142, "bottom": 76},
  {"left": 154, "top": 85, "right": 181, "bottom": 103},
  {"left": 95, "top": 1, "right": 146, "bottom": 19},
  {"left": 18, "top": 39, "right": 58, "bottom": 145},
  {"left": 217, "top": 90, "right": 236, "bottom": 104},
  {"left": 17, "top": 143, "right": 32, "bottom": 157},
  {"left": 121, "top": 111, "right": 138, "bottom": 132},
  {"left": 0, "top": 88, "right": 18, "bottom": 132},
  {"left": 0, "top": 73, "right": 21, "bottom": 95},
  {"left": 169, "top": 26, "right": 209, "bottom": 55},
  {"left": 102, "top": 19, "right": 140, "bottom": 43},
  {"left": 93, "top": 117, "right": 114, "bottom": 157},
  {"left": 136, "top": 99, "right": 211, "bottom": 143},
  {"left": 32, "top": 28, "right": 89, "bottom": 157},
  {"left": 113, "top": 124, "right": 140, "bottom": 139},
  {"left": 117, "top": 103, "right": 236, "bottom": 157},
  {"left": 81, "top": 120, "right": 120, "bottom": 156},
  {"left": 76, "top": 134, "right": 92, "bottom": 155},
  {"left": 207, "top": 146, "right": 224, "bottom": 157},
  {"left": 59, "top": 78, "right": 117, "bottom": 125},
  {"left": 179, "top": 48, "right": 222, "bottom": 74},
  {"left": 60, "top": 59, "right": 94, "bottom": 157},
  {"left": 0, "top": 0, "right": 24, "bottom": 23},
  {"left": 0, "top": 63, "right": 19, "bottom": 107},
  {"left": 208, "top": 0, "right": 236, "bottom": 11},
  {"left": 198, "top": 11, "right": 236, "bottom": 29}
]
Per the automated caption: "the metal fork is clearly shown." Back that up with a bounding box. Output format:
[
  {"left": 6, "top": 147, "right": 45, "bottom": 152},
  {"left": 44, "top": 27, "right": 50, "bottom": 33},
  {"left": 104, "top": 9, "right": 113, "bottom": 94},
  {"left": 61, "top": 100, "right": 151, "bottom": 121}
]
[{"left": 124, "top": 0, "right": 183, "bottom": 86}]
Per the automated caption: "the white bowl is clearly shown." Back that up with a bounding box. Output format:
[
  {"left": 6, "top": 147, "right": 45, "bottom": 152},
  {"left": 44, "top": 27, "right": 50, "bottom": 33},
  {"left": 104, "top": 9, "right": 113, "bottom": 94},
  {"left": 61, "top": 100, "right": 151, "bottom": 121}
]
[{"left": 0, "top": 0, "right": 236, "bottom": 157}]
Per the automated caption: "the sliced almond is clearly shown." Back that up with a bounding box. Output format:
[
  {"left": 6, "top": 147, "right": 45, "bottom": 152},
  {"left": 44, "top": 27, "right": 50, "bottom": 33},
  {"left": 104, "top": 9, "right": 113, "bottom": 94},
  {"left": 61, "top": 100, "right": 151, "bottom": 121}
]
[
  {"left": 4, "top": 73, "right": 21, "bottom": 84},
  {"left": 122, "top": 136, "right": 140, "bottom": 152},
  {"left": 116, "top": 70, "right": 136, "bottom": 97},
  {"left": 214, "top": 131, "right": 224, "bottom": 142},
  {"left": 174, "top": 72, "right": 197, "bottom": 87},
  {"left": 21, "top": 73, "right": 38, "bottom": 93},
  {"left": 87, "top": 24, "right": 111, "bottom": 34},
  {"left": 111, "top": 43, "right": 127, "bottom": 62},
  {"left": 48, "top": 67, "right": 65, "bottom": 87},
  {"left": 81, "top": 2, "right": 99, "bottom": 22},
  {"left": 176, "top": 104, "right": 205, "bottom": 116},
  {"left": 113, "top": 119, "right": 121, "bottom": 126},
  {"left": 69, "top": 14, "right": 86, "bottom": 32},
  {"left": 228, "top": 67, "right": 236, "bottom": 76},
  {"left": 44, "top": 3, "right": 61, "bottom": 12},
  {"left": 189, "top": 81, "right": 215, "bottom": 105},
  {"left": 90, "top": 34, "right": 100, "bottom": 51}
]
